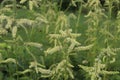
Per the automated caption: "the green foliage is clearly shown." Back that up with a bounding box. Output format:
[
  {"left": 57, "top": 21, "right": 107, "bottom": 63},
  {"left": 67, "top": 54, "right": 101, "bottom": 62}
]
[{"left": 0, "top": 0, "right": 120, "bottom": 80}]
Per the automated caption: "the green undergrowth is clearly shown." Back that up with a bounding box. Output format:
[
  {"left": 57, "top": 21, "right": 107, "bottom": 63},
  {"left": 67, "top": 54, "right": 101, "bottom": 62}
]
[{"left": 0, "top": 0, "right": 120, "bottom": 80}]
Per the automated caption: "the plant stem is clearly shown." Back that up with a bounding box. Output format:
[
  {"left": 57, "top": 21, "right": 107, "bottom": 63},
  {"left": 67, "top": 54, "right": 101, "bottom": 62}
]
[
  {"left": 75, "top": 2, "right": 82, "bottom": 33},
  {"left": 13, "top": 0, "right": 17, "bottom": 17}
]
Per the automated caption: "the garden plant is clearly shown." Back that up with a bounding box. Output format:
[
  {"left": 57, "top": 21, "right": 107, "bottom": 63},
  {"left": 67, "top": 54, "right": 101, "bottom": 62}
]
[{"left": 0, "top": 0, "right": 120, "bottom": 80}]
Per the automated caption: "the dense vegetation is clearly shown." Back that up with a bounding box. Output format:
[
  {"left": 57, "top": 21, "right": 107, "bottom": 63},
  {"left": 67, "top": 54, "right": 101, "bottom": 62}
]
[{"left": 0, "top": 0, "right": 120, "bottom": 80}]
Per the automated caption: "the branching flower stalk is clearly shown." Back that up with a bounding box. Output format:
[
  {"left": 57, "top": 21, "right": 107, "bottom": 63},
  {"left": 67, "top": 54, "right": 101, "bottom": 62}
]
[
  {"left": 79, "top": 57, "right": 119, "bottom": 80},
  {"left": 80, "top": 0, "right": 120, "bottom": 80},
  {"left": 20, "top": 0, "right": 42, "bottom": 10},
  {"left": 43, "top": 8, "right": 94, "bottom": 79},
  {"left": 85, "top": 0, "right": 106, "bottom": 64},
  {"left": 0, "top": 6, "right": 45, "bottom": 78},
  {"left": 102, "top": 1, "right": 120, "bottom": 79},
  {"left": 0, "top": 0, "right": 120, "bottom": 80}
]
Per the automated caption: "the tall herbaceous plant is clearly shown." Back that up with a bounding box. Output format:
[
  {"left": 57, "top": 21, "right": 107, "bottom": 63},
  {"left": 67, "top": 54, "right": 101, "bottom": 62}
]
[
  {"left": 79, "top": 0, "right": 120, "bottom": 80},
  {"left": 0, "top": 0, "right": 120, "bottom": 80}
]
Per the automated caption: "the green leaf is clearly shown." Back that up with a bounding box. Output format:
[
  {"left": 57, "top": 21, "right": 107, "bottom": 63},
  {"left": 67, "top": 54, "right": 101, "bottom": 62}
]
[{"left": 0, "top": 43, "right": 8, "bottom": 49}]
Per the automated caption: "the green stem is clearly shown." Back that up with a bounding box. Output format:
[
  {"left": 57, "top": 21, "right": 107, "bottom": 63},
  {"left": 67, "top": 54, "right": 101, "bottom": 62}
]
[
  {"left": 13, "top": 0, "right": 17, "bottom": 17},
  {"left": 75, "top": 2, "right": 82, "bottom": 33},
  {"left": 59, "top": 0, "right": 63, "bottom": 11},
  {"left": 25, "top": 47, "right": 37, "bottom": 61}
]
